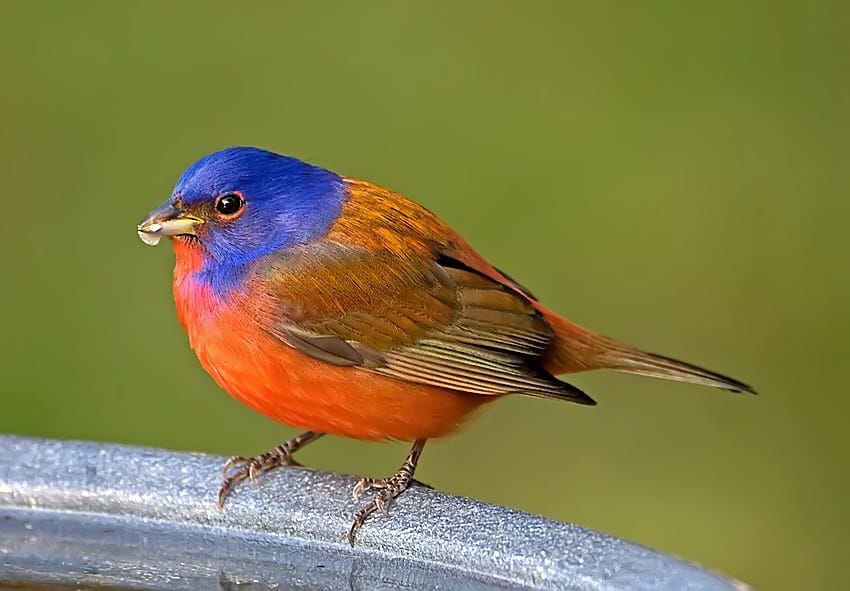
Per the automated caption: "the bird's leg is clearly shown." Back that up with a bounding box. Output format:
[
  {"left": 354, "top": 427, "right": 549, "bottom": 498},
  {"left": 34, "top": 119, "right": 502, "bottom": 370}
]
[
  {"left": 218, "top": 430, "right": 324, "bottom": 508},
  {"left": 348, "top": 439, "right": 426, "bottom": 545}
]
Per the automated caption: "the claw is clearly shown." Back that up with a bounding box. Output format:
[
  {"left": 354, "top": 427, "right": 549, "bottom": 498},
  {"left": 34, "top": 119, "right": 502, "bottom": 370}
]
[
  {"left": 222, "top": 455, "right": 243, "bottom": 476},
  {"left": 351, "top": 477, "right": 375, "bottom": 499},
  {"left": 347, "top": 517, "right": 364, "bottom": 546}
]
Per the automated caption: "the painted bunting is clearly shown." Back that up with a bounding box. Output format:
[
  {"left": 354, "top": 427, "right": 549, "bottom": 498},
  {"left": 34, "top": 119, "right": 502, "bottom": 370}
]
[{"left": 138, "top": 147, "right": 754, "bottom": 543}]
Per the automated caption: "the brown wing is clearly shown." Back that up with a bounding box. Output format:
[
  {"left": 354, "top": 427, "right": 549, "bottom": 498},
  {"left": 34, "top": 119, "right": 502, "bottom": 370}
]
[{"left": 260, "top": 245, "right": 594, "bottom": 405}]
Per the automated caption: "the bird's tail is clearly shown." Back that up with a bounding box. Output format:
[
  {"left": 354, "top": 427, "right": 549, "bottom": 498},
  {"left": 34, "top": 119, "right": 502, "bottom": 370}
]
[{"left": 542, "top": 312, "right": 756, "bottom": 394}]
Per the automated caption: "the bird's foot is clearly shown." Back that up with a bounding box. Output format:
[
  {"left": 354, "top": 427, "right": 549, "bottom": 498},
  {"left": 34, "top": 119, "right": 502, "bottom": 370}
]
[
  {"left": 217, "top": 451, "right": 296, "bottom": 508},
  {"left": 348, "top": 470, "right": 413, "bottom": 545},
  {"left": 347, "top": 439, "right": 426, "bottom": 545},
  {"left": 217, "top": 431, "right": 323, "bottom": 509}
]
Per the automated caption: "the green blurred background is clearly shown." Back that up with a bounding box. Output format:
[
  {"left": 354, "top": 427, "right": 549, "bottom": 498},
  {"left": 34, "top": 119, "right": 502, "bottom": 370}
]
[{"left": 1, "top": 2, "right": 847, "bottom": 589}]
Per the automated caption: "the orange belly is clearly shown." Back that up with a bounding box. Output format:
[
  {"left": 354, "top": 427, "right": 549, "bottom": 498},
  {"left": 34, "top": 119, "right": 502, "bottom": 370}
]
[
  {"left": 197, "top": 321, "right": 491, "bottom": 440},
  {"left": 177, "top": 298, "right": 488, "bottom": 440}
]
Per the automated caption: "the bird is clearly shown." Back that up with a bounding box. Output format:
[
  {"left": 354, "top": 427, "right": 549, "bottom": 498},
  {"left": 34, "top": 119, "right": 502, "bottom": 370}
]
[{"left": 137, "top": 146, "right": 755, "bottom": 543}]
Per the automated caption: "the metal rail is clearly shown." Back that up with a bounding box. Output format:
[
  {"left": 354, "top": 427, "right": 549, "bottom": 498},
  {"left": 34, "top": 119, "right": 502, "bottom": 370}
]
[{"left": 0, "top": 436, "right": 747, "bottom": 590}]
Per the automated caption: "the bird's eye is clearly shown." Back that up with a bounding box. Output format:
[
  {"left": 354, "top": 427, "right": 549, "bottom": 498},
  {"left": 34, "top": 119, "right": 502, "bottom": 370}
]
[{"left": 214, "top": 193, "right": 244, "bottom": 218}]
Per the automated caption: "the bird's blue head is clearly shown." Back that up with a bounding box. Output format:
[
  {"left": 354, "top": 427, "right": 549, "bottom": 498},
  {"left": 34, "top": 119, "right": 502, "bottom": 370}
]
[{"left": 138, "top": 147, "right": 346, "bottom": 294}]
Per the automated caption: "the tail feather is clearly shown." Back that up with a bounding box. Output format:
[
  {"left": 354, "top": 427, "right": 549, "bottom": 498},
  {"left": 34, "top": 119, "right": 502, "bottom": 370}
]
[
  {"left": 599, "top": 347, "right": 756, "bottom": 394},
  {"left": 542, "top": 312, "right": 756, "bottom": 394}
]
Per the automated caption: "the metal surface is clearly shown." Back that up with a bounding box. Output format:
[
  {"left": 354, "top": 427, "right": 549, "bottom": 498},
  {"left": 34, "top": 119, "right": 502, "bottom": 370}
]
[{"left": 0, "top": 436, "right": 747, "bottom": 590}]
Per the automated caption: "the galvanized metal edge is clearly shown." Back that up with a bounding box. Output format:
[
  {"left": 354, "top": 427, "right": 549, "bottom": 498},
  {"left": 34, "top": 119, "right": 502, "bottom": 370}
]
[{"left": 0, "top": 435, "right": 748, "bottom": 590}]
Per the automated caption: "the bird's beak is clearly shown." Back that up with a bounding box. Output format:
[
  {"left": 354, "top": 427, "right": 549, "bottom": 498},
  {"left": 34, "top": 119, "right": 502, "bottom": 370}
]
[{"left": 137, "top": 202, "right": 203, "bottom": 246}]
